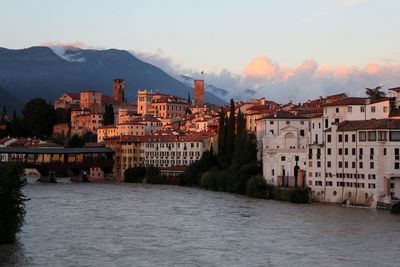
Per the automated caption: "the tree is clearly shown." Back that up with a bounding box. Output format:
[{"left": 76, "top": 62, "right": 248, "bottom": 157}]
[
  {"left": 55, "top": 108, "right": 71, "bottom": 124},
  {"left": 11, "top": 110, "right": 24, "bottom": 137},
  {"left": 0, "top": 163, "right": 28, "bottom": 244},
  {"left": 67, "top": 134, "right": 85, "bottom": 147},
  {"left": 365, "top": 86, "right": 385, "bottom": 99},
  {"left": 225, "top": 99, "right": 236, "bottom": 165},
  {"left": 0, "top": 106, "right": 11, "bottom": 138},
  {"left": 217, "top": 107, "right": 226, "bottom": 164},
  {"left": 103, "top": 104, "right": 114, "bottom": 126},
  {"left": 146, "top": 166, "right": 162, "bottom": 184},
  {"left": 22, "top": 98, "right": 56, "bottom": 138}
]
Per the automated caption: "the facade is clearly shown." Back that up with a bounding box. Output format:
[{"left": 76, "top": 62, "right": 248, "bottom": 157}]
[
  {"left": 71, "top": 109, "right": 103, "bottom": 136},
  {"left": 118, "top": 132, "right": 217, "bottom": 179},
  {"left": 80, "top": 90, "right": 102, "bottom": 113},
  {"left": 257, "top": 111, "right": 310, "bottom": 186},
  {"left": 152, "top": 96, "right": 188, "bottom": 119},
  {"left": 53, "top": 93, "right": 80, "bottom": 109},
  {"left": 308, "top": 119, "right": 400, "bottom": 207},
  {"left": 194, "top": 80, "right": 205, "bottom": 106}
]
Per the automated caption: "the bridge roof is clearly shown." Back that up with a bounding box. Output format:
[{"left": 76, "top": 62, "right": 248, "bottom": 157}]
[{"left": 0, "top": 147, "right": 115, "bottom": 154}]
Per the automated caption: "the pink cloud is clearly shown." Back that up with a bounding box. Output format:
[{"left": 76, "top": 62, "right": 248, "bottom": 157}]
[{"left": 244, "top": 56, "right": 277, "bottom": 80}]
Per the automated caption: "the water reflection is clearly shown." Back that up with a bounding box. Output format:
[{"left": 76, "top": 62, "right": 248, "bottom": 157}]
[{"left": 1, "top": 183, "right": 400, "bottom": 266}]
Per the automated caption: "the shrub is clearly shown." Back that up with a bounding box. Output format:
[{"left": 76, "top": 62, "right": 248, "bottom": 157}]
[
  {"left": 200, "top": 171, "right": 211, "bottom": 189},
  {"left": 246, "top": 176, "right": 267, "bottom": 198},
  {"left": 391, "top": 202, "right": 400, "bottom": 214},
  {"left": 124, "top": 167, "right": 146, "bottom": 183},
  {"left": 289, "top": 188, "right": 310, "bottom": 204},
  {"left": 0, "top": 163, "right": 28, "bottom": 244},
  {"left": 145, "top": 166, "right": 162, "bottom": 184}
]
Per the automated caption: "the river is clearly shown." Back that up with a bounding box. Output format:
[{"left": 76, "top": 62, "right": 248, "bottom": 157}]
[{"left": 1, "top": 182, "right": 400, "bottom": 266}]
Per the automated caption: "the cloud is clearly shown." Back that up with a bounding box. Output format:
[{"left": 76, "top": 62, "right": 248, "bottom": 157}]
[{"left": 244, "top": 56, "right": 278, "bottom": 80}]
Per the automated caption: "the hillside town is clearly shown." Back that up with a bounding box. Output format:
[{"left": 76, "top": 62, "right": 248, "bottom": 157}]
[{"left": 1, "top": 78, "right": 400, "bottom": 209}]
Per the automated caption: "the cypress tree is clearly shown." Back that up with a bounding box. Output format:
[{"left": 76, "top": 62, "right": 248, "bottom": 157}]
[
  {"left": 103, "top": 104, "right": 115, "bottom": 126},
  {"left": 217, "top": 107, "right": 226, "bottom": 156},
  {"left": 225, "top": 99, "right": 236, "bottom": 163}
]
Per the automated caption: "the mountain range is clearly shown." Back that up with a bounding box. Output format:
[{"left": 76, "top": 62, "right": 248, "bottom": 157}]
[{"left": 0, "top": 46, "right": 226, "bottom": 111}]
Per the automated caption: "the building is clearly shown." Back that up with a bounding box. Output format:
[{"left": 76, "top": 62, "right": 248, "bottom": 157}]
[
  {"left": 80, "top": 90, "right": 102, "bottom": 113},
  {"left": 118, "top": 132, "right": 217, "bottom": 179},
  {"left": 113, "top": 79, "right": 125, "bottom": 103},
  {"left": 256, "top": 111, "right": 310, "bottom": 186},
  {"left": 70, "top": 109, "right": 103, "bottom": 136},
  {"left": 307, "top": 119, "right": 400, "bottom": 207},
  {"left": 194, "top": 80, "right": 205, "bottom": 106},
  {"left": 53, "top": 93, "right": 80, "bottom": 109},
  {"left": 152, "top": 96, "right": 188, "bottom": 119}
]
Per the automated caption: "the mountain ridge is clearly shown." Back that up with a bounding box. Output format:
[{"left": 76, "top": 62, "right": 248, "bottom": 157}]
[{"left": 0, "top": 46, "right": 226, "bottom": 110}]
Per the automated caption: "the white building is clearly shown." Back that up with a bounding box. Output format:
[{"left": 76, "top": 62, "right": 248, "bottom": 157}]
[{"left": 256, "top": 111, "right": 310, "bottom": 186}]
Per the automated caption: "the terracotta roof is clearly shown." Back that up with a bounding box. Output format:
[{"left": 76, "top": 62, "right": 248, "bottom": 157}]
[
  {"left": 120, "top": 132, "right": 216, "bottom": 143},
  {"left": 129, "top": 116, "right": 161, "bottom": 123},
  {"left": 337, "top": 119, "right": 400, "bottom": 131},
  {"left": 65, "top": 92, "right": 80, "bottom": 100},
  {"left": 0, "top": 137, "right": 14, "bottom": 145},
  {"left": 388, "top": 87, "right": 400, "bottom": 93},
  {"left": 323, "top": 97, "right": 389, "bottom": 107},
  {"left": 101, "top": 95, "right": 116, "bottom": 104},
  {"left": 257, "top": 110, "right": 307, "bottom": 120}
]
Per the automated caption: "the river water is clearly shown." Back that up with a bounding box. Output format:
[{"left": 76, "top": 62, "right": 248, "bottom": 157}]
[{"left": 1, "top": 182, "right": 400, "bottom": 267}]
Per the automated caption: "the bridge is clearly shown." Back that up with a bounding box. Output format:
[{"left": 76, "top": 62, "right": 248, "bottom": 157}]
[{"left": 0, "top": 146, "right": 115, "bottom": 180}]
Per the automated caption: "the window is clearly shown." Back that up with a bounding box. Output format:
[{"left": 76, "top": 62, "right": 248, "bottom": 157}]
[
  {"left": 371, "top": 106, "right": 376, "bottom": 113},
  {"left": 338, "top": 134, "right": 343, "bottom": 142},
  {"left": 317, "top": 161, "right": 321, "bottom": 168},
  {"left": 325, "top": 119, "right": 329, "bottom": 129},
  {"left": 281, "top": 156, "right": 286, "bottom": 161},
  {"left": 370, "top": 162, "right": 374, "bottom": 169},
  {"left": 359, "top": 162, "right": 363, "bottom": 168},
  {"left": 395, "top": 162, "right": 400, "bottom": 169},
  {"left": 336, "top": 108, "right": 339, "bottom": 113},
  {"left": 359, "top": 131, "right": 366, "bottom": 141},
  {"left": 300, "top": 130, "right": 305, "bottom": 137},
  {"left": 269, "top": 121, "right": 274, "bottom": 125},
  {"left": 345, "top": 162, "right": 348, "bottom": 168},
  {"left": 345, "top": 148, "right": 348, "bottom": 155},
  {"left": 338, "top": 148, "right": 343, "bottom": 155},
  {"left": 300, "top": 121, "right": 304, "bottom": 125},
  {"left": 345, "top": 135, "right": 348, "bottom": 142},
  {"left": 395, "top": 148, "right": 399, "bottom": 160},
  {"left": 378, "top": 131, "right": 387, "bottom": 141},
  {"left": 360, "top": 106, "right": 365, "bottom": 113},
  {"left": 368, "top": 131, "right": 376, "bottom": 141},
  {"left": 352, "top": 148, "right": 356, "bottom": 155},
  {"left": 327, "top": 148, "right": 331, "bottom": 155},
  {"left": 327, "top": 161, "right": 331, "bottom": 168},
  {"left": 327, "top": 134, "right": 331, "bottom": 143},
  {"left": 384, "top": 106, "right": 388, "bottom": 113},
  {"left": 352, "top": 162, "right": 356, "bottom": 168},
  {"left": 348, "top": 106, "right": 352, "bottom": 112},
  {"left": 338, "top": 161, "right": 342, "bottom": 168},
  {"left": 272, "top": 169, "right": 275, "bottom": 176},
  {"left": 352, "top": 134, "right": 356, "bottom": 142},
  {"left": 384, "top": 148, "right": 387, "bottom": 156},
  {"left": 286, "top": 121, "right": 290, "bottom": 125},
  {"left": 390, "top": 131, "right": 400, "bottom": 141}
]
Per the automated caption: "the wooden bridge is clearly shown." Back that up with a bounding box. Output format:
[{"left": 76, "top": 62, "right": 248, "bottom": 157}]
[{"left": 0, "top": 147, "right": 115, "bottom": 176}]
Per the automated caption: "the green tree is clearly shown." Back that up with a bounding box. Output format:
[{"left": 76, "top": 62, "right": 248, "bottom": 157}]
[
  {"left": 67, "top": 134, "right": 85, "bottom": 147},
  {"left": 0, "top": 106, "right": 11, "bottom": 138},
  {"left": 124, "top": 167, "right": 146, "bottom": 183},
  {"left": 22, "top": 98, "right": 56, "bottom": 138},
  {"left": 217, "top": 107, "right": 226, "bottom": 163},
  {"left": 146, "top": 166, "right": 162, "bottom": 184},
  {"left": 103, "top": 104, "right": 115, "bottom": 126},
  {"left": 225, "top": 99, "right": 236, "bottom": 164},
  {"left": 365, "top": 86, "right": 385, "bottom": 99},
  {"left": 11, "top": 110, "right": 24, "bottom": 137},
  {"left": 0, "top": 163, "right": 28, "bottom": 244},
  {"left": 55, "top": 108, "right": 71, "bottom": 124}
]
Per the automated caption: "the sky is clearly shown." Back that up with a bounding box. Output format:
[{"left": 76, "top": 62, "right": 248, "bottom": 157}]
[{"left": 2, "top": 0, "right": 400, "bottom": 102}]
